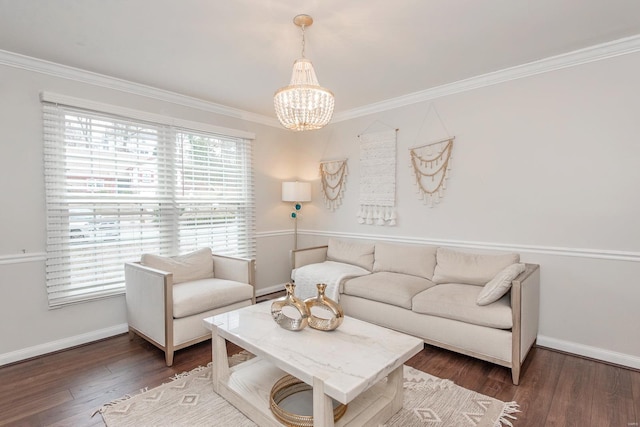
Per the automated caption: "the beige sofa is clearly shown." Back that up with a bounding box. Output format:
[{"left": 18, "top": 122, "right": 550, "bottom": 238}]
[
  {"left": 292, "top": 238, "right": 540, "bottom": 385},
  {"left": 125, "top": 248, "right": 255, "bottom": 366}
]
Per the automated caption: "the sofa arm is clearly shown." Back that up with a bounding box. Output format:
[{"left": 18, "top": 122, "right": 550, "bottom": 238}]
[
  {"left": 291, "top": 245, "right": 329, "bottom": 269},
  {"left": 124, "top": 262, "right": 172, "bottom": 346},
  {"left": 511, "top": 263, "right": 540, "bottom": 383}
]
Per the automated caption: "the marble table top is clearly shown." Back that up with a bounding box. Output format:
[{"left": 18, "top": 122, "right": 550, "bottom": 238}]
[{"left": 203, "top": 301, "right": 423, "bottom": 403}]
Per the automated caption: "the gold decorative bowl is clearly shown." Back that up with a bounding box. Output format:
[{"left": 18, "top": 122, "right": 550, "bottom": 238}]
[{"left": 269, "top": 374, "right": 347, "bottom": 426}]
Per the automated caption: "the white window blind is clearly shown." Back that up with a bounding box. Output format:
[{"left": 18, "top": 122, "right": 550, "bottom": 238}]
[{"left": 42, "top": 101, "right": 255, "bottom": 308}]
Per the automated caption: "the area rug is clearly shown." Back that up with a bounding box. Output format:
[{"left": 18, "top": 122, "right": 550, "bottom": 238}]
[{"left": 97, "top": 352, "right": 518, "bottom": 427}]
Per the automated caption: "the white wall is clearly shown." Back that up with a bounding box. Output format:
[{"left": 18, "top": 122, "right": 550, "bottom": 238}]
[
  {"left": 2, "top": 48, "right": 639, "bottom": 370},
  {"left": 291, "top": 51, "right": 640, "bottom": 368},
  {"left": 0, "top": 63, "right": 298, "bottom": 364}
]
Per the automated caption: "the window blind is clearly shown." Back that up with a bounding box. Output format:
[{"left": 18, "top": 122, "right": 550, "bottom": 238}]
[{"left": 42, "top": 102, "right": 255, "bottom": 308}]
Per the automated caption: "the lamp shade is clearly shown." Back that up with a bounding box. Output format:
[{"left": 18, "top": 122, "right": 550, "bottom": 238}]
[{"left": 282, "top": 181, "right": 311, "bottom": 202}]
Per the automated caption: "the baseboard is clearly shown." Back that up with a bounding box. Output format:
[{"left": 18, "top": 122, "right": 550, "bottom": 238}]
[
  {"left": 256, "top": 283, "right": 286, "bottom": 297},
  {"left": 537, "top": 334, "right": 640, "bottom": 370},
  {"left": 0, "top": 323, "right": 129, "bottom": 367},
  {"left": 2, "top": 289, "right": 287, "bottom": 366}
]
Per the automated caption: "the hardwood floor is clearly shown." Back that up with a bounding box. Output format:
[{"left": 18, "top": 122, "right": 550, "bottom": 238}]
[{"left": 1, "top": 334, "right": 638, "bottom": 426}]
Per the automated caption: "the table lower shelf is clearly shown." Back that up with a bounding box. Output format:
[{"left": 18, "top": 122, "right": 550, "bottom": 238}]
[{"left": 216, "top": 356, "right": 402, "bottom": 427}]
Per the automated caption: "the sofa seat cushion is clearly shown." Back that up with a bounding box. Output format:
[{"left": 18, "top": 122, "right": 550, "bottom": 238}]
[
  {"left": 172, "top": 278, "right": 253, "bottom": 319},
  {"left": 412, "top": 283, "right": 512, "bottom": 329},
  {"left": 342, "top": 272, "right": 437, "bottom": 310}
]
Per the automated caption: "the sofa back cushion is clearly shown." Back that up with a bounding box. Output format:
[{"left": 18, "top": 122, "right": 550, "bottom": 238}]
[
  {"left": 373, "top": 243, "right": 437, "bottom": 279},
  {"left": 432, "top": 248, "right": 520, "bottom": 286},
  {"left": 327, "top": 238, "right": 375, "bottom": 271},
  {"left": 141, "top": 247, "right": 214, "bottom": 284}
]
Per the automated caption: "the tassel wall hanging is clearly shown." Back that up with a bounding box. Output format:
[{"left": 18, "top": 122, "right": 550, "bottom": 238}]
[
  {"left": 409, "top": 137, "right": 454, "bottom": 207},
  {"left": 357, "top": 128, "right": 398, "bottom": 226},
  {"left": 319, "top": 159, "right": 348, "bottom": 211}
]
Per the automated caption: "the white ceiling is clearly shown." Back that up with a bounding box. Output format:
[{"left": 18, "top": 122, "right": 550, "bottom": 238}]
[{"left": 2, "top": 0, "right": 640, "bottom": 119}]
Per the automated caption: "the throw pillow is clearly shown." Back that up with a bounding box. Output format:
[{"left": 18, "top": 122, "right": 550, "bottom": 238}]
[
  {"left": 141, "top": 247, "right": 214, "bottom": 284},
  {"left": 326, "top": 238, "right": 375, "bottom": 271},
  {"left": 432, "top": 247, "right": 520, "bottom": 286},
  {"left": 476, "top": 263, "right": 526, "bottom": 306}
]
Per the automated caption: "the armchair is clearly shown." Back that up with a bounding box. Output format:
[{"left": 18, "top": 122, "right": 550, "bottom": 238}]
[{"left": 125, "top": 248, "right": 255, "bottom": 366}]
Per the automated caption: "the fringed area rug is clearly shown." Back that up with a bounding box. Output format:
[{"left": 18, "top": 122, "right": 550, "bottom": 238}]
[{"left": 97, "top": 352, "right": 518, "bottom": 427}]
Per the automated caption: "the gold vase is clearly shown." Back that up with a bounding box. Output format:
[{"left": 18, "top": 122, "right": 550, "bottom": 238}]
[
  {"left": 271, "top": 282, "right": 310, "bottom": 331},
  {"left": 304, "top": 283, "right": 344, "bottom": 331}
]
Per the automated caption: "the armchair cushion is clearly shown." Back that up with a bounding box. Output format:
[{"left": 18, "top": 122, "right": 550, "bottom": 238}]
[
  {"left": 141, "top": 248, "right": 214, "bottom": 284},
  {"left": 172, "top": 278, "right": 254, "bottom": 319}
]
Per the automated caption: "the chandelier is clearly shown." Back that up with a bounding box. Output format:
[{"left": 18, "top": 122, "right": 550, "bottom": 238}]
[{"left": 274, "top": 14, "right": 335, "bottom": 132}]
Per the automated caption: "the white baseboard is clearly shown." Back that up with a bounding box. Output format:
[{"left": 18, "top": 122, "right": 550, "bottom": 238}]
[
  {"left": 0, "top": 323, "right": 129, "bottom": 367},
  {"left": 537, "top": 335, "right": 640, "bottom": 370},
  {"left": 3, "top": 321, "right": 639, "bottom": 371},
  {"left": 256, "top": 283, "right": 286, "bottom": 297}
]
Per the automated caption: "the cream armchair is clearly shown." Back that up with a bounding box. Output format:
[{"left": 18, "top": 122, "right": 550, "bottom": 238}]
[{"left": 125, "top": 247, "right": 255, "bottom": 366}]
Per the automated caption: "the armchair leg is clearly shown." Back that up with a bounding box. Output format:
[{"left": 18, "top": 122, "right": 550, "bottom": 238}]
[{"left": 511, "top": 364, "right": 521, "bottom": 385}]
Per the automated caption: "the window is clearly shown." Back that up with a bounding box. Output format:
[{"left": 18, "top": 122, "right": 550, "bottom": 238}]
[{"left": 42, "top": 94, "right": 255, "bottom": 308}]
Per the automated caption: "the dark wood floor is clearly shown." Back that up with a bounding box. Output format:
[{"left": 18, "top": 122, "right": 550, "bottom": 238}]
[{"left": 1, "top": 333, "right": 639, "bottom": 426}]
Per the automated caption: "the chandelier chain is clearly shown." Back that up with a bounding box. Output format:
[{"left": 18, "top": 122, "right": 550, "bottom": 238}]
[{"left": 300, "top": 24, "right": 306, "bottom": 58}]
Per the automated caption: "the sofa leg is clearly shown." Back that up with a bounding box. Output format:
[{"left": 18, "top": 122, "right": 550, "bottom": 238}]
[
  {"left": 511, "top": 364, "right": 521, "bottom": 385},
  {"left": 165, "top": 350, "right": 174, "bottom": 367}
]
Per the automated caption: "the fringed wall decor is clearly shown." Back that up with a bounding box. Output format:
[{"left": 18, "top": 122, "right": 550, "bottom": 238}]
[
  {"left": 319, "top": 159, "right": 348, "bottom": 211},
  {"left": 409, "top": 137, "right": 454, "bottom": 207},
  {"left": 357, "top": 128, "right": 397, "bottom": 226}
]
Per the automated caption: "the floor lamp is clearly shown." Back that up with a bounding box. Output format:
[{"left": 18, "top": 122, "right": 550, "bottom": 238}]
[{"left": 282, "top": 181, "right": 311, "bottom": 250}]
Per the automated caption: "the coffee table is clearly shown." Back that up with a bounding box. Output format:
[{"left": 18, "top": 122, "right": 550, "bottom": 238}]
[{"left": 203, "top": 302, "right": 423, "bottom": 427}]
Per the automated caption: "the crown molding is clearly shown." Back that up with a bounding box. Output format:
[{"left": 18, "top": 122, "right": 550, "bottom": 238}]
[
  {"left": 0, "top": 49, "right": 280, "bottom": 128},
  {"left": 3, "top": 34, "right": 640, "bottom": 127},
  {"left": 332, "top": 34, "right": 640, "bottom": 122}
]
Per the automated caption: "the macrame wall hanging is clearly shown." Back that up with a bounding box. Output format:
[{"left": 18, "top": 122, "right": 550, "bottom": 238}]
[
  {"left": 410, "top": 103, "right": 455, "bottom": 207},
  {"left": 410, "top": 137, "right": 454, "bottom": 207},
  {"left": 319, "top": 159, "right": 348, "bottom": 211},
  {"left": 357, "top": 126, "right": 398, "bottom": 226}
]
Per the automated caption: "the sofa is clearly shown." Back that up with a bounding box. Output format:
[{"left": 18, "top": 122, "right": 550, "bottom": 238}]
[
  {"left": 291, "top": 238, "right": 540, "bottom": 385},
  {"left": 125, "top": 247, "right": 255, "bottom": 366}
]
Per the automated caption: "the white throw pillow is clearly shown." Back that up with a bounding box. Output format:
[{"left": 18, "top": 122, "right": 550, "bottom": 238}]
[
  {"left": 141, "top": 247, "right": 214, "bottom": 284},
  {"left": 476, "top": 263, "right": 526, "bottom": 306}
]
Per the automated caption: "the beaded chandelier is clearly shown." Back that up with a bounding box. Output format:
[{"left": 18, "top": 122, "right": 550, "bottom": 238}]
[{"left": 274, "top": 14, "right": 335, "bottom": 131}]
